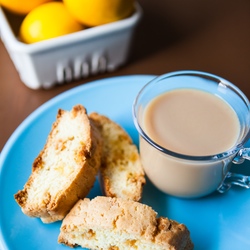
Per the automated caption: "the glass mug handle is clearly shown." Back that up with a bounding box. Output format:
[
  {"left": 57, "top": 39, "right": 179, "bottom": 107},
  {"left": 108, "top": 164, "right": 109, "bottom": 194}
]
[{"left": 217, "top": 148, "right": 250, "bottom": 193}]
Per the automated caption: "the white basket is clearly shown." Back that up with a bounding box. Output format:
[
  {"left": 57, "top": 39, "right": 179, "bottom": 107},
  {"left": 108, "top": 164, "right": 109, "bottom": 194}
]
[{"left": 0, "top": 4, "right": 142, "bottom": 89}]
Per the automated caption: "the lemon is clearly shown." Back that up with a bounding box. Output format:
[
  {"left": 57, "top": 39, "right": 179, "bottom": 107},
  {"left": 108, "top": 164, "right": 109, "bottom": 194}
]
[
  {"left": 63, "top": 0, "right": 135, "bottom": 27},
  {"left": 0, "top": 0, "right": 53, "bottom": 15},
  {"left": 19, "top": 2, "right": 83, "bottom": 44}
]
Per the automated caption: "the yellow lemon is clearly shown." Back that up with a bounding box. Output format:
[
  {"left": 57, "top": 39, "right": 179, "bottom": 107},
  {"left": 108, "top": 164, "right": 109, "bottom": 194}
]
[
  {"left": 63, "top": 0, "right": 135, "bottom": 27},
  {"left": 19, "top": 2, "right": 83, "bottom": 44},
  {"left": 0, "top": 0, "right": 53, "bottom": 15}
]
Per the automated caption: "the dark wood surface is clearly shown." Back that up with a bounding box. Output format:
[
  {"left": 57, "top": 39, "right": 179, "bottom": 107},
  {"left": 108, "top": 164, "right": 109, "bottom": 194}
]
[{"left": 1, "top": 0, "right": 250, "bottom": 151}]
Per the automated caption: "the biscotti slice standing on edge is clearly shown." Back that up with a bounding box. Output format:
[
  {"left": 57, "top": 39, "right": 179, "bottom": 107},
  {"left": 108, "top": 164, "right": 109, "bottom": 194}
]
[
  {"left": 14, "top": 105, "right": 102, "bottom": 223},
  {"left": 89, "top": 112, "right": 145, "bottom": 202},
  {"left": 58, "top": 196, "right": 194, "bottom": 250}
]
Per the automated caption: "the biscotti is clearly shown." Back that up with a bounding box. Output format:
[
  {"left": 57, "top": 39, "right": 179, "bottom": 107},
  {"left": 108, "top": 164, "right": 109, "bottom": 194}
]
[
  {"left": 14, "top": 105, "right": 102, "bottom": 223},
  {"left": 89, "top": 112, "right": 145, "bottom": 201},
  {"left": 58, "top": 196, "right": 193, "bottom": 250}
]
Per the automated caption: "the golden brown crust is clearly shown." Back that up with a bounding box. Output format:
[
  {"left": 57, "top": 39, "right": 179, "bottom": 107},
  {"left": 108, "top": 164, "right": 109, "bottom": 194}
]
[
  {"left": 58, "top": 196, "right": 193, "bottom": 250},
  {"left": 154, "top": 218, "right": 193, "bottom": 250},
  {"left": 14, "top": 105, "right": 102, "bottom": 223},
  {"left": 89, "top": 112, "right": 145, "bottom": 202}
]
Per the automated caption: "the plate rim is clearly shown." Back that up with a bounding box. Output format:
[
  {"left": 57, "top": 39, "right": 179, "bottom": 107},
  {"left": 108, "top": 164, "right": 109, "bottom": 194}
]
[{"left": 0, "top": 74, "right": 155, "bottom": 164}]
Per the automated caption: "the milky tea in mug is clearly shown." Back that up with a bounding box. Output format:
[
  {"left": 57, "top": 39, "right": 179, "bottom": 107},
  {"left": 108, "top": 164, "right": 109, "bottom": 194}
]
[{"left": 133, "top": 71, "right": 250, "bottom": 198}]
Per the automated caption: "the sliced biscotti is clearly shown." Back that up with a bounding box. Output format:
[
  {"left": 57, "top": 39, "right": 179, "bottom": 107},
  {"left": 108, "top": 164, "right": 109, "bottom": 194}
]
[
  {"left": 14, "top": 105, "right": 102, "bottom": 223},
  {"left": 89, "top": 112, "right": 145, "bottom": 202},
  {"left": 58, "top": 196, "right": 193, "bottom": 250}
]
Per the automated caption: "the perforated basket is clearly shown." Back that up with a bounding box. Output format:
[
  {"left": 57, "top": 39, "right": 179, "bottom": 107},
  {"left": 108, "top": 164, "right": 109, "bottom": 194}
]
[{"left": 0, "top": 3, "right": 142, "bottom": 89}]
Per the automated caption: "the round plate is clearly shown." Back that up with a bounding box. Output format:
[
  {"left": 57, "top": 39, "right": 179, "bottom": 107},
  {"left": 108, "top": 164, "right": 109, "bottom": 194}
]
[{"left": 0, "top": 75, "right": 250, "bottom": 250}]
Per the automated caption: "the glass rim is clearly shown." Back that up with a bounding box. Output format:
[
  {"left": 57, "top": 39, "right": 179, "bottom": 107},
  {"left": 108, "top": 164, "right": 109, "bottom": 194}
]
[{"left": 132, "top": 70, "right": 250, "bottom": 161}]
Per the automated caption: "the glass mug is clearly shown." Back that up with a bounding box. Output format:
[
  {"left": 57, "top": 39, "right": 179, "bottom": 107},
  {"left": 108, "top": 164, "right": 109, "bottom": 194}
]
[{"left": 133, "top": 70, "right": 250, "bottom": 198}]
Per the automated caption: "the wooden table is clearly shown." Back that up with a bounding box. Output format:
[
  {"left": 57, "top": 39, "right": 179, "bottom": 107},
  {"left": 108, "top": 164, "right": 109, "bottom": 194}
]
[{"left": 1, "top": 0, "right": 250, "bottom": 151}]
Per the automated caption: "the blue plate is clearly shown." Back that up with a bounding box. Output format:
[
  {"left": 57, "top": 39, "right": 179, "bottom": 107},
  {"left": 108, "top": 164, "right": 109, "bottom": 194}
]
[{"left": 0, "top": 75, "right": 250, "bottom": 250}]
